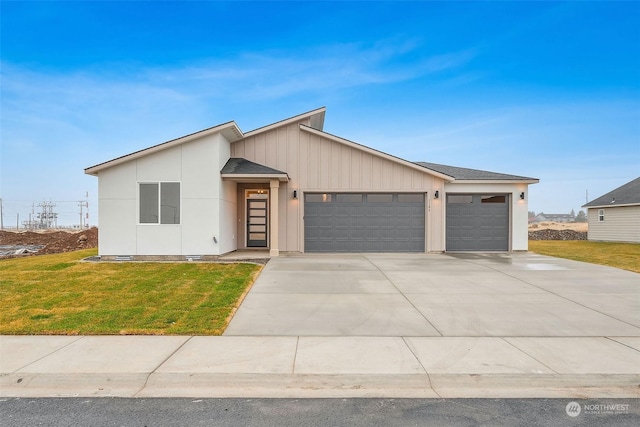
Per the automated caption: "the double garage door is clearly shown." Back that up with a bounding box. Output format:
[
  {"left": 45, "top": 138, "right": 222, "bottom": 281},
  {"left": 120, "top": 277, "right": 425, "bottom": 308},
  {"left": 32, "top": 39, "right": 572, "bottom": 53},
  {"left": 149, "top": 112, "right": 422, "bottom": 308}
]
[
  {"left": 304, "top": 193, "right": 425, "bottom": 252},
  {"left": 446, "top": 194, "right": 510, "bottom": 251}
]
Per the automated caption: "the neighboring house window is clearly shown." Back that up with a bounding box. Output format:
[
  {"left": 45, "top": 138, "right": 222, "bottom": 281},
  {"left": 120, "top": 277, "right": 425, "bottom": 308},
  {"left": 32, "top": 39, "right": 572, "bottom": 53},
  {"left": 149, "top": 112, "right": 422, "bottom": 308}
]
[
  {"left": 139, "top": 182, "right": 180, "bottom": 224},
  {"left": 598, "top": 209, "right": 605, "bottom": 222}
]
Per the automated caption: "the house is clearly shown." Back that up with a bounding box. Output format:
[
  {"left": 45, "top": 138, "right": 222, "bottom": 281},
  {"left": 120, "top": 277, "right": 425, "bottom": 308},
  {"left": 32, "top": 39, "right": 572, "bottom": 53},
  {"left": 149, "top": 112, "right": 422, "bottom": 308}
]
[
  {"left": 533, "top": 213, "right": 575, "bottom": 223},
  {"left": 582, "top": 177, "right": 640, "bottom": 243},
  {"left": 85, "top": 107, "right": 539, "bottom": 259}
]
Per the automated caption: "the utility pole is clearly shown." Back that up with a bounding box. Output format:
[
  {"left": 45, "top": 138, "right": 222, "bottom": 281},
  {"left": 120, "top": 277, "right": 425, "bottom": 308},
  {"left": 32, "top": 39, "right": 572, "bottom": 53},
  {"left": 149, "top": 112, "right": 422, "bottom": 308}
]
[
  {"left": 0, "top": 198, "right": 3, "bottom": 230},
  {"left": 78, "top": 200, "right": 88, "bottom": 229},
  {"left": 78, "top": 192, "right": 89, "bottom": 229}
]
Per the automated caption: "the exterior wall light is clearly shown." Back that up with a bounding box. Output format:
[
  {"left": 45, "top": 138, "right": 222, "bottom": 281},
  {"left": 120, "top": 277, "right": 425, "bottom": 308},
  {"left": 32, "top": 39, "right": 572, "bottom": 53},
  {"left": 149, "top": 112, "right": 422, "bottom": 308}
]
[
  {"left": 520, "top": 192, "right": 525, "bottom": 200},
  {"left": 434, "top": 191, "right": 439, "bottom": 199},
  {"left": 293, "top": 190, "right": 298, "bottom": 199}
]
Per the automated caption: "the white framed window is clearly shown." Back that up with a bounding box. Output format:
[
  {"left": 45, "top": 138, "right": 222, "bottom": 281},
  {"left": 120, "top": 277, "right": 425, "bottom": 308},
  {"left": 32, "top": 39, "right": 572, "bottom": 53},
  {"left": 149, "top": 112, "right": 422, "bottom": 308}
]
[
  {"left": 598, "top": 209, "right": 605, "bottom": 222},
  {"left": 139, "top": 182, "right": 180, "bottom": 224}
]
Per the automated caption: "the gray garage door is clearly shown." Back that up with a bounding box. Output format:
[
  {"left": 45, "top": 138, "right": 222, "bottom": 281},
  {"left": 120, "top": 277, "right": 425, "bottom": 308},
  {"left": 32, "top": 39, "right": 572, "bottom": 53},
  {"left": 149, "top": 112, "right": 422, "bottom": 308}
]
[
  {"left": 304, "top": 193, "right": 425, "bottom": 252},
  {"left": 446, "top": 194, "right": 509, "bottom": 251}
]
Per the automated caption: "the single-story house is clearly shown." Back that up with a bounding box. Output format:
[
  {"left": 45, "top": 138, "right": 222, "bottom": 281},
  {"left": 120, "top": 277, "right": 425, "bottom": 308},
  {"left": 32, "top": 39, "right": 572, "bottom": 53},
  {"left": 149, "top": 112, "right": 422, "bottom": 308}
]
[
  {"left": 85, "top": 107, "right": 539, "bottom": 259},
  {"left": 533, "top": 213, "right": 575, "bottom": 223},
  {"left": 582, "top": 177, "right": 640, "bottom": 243}
]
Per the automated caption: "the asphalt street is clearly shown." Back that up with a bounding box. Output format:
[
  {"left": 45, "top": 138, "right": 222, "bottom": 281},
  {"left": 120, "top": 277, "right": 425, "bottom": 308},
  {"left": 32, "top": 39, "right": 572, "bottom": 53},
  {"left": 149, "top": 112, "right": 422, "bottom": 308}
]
[{"left": 1, "top": 398, "right": 639, "bottom": 427}]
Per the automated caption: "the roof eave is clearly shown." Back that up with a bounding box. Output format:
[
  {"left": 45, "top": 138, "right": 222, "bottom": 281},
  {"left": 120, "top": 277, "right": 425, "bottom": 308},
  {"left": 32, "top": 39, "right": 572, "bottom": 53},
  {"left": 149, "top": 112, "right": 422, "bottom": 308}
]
[
  {"left": 221, "top": 173, "right": 289, "bottom": 182},
  {"left": 447, "top": 179, "right": 540, "bottom": 185},
  {"left": 299, "top": 125, "right": 455, "bottom": 182},
  {"left": 242, "top": 107, "right": 326, "bottom": 138},
  {"left": 85, "top": 121, "right": 243, "bottom": 176},
  {"left": 582, "top": 202, "right": 640, "bottom": 209}
]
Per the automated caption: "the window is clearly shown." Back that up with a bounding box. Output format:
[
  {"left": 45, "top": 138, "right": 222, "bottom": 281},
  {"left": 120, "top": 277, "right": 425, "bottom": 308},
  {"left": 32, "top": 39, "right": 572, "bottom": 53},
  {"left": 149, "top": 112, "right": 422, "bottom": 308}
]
[
  {"left": 305, "top": 193, "right": 332, "bottom": 203},
  {"left": 448, "top": 195, "right": 473, "bottom": 204},
  {"left": 481, "top": 195, "right": 506, "bottom": 204},
  {"left": 397, "top": 194, "right": 424, "bottom": 203},
  {"left": 598, "top": 209, "right": 605, "bottom": 222},
  {"left": 139, "top": 182, "right": 180, "bottom": 224},
  {"left": 337, "top": 193, "right": 363, "bottom": 203},
  {"left": 367, "top": 194, "right": 393, "bottom": 203}
]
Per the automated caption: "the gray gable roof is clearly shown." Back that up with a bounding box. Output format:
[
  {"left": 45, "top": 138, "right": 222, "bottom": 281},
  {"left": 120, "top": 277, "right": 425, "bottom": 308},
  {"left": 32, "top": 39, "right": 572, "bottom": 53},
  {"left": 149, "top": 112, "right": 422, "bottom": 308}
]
[
  {"left": 221, "top": 158, "right": 287, "bottom": 175},
  {"left": 583, "top": 177, "right": 640, "bottom": 208},
  {"left": 415, "top": 162, "right": 538, "bottom": 182}
]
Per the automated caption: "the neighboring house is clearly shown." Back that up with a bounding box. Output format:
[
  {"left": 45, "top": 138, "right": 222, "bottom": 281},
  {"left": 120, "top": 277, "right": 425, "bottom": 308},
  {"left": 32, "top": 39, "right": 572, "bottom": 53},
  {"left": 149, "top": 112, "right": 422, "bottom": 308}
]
[
  {"left": 533, "top": 213, "right": 575, "bottom": 223},
  {"left": 582, "top": 177, "right": 640, "bottom": 243},
  {"left": 85, "top": 107, "right": 539, "bottom": 259}
]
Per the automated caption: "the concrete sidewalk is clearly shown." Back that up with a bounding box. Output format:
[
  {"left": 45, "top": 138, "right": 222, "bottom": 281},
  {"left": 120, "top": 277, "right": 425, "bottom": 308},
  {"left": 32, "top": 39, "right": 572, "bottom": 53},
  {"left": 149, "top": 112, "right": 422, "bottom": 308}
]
[
  {"left": 2, "top": 252, "right": 639, "bottom": 398},
  {"left": 2, "top": 334, "right": 639, "bottom": 398}
]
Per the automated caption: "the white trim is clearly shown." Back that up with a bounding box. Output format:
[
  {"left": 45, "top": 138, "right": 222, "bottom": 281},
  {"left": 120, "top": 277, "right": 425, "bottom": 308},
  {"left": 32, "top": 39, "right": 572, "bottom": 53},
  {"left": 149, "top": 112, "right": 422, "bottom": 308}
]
[
  {"left": 85, "top": 122, "right": 243, "bottom": 175},
  {"left": 585, "top": 203, "right": 640, "bottom": 209},
  {"left": 137, "top": 181, "right": 181, "bottom": 226},
  {"left": 221, "top": 173, "right": 289, "bottom": 182},
  {"left": 448, "top": 179, "right": 540, "bottom": 184},
  {"left": 300, "top": 124, "right": 455, "bottom": 181},
  {"left": 243, "top": 107, "right": 326, "bottom": 137}
]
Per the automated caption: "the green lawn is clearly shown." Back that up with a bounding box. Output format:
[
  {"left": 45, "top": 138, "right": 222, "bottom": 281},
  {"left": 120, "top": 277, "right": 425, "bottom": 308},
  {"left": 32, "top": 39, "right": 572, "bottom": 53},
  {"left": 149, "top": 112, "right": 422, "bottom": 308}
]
[
  {"left": 0, "top": 249, "right": 262, "bottom": 335},
  {"left": 529, "top": 240, "right": 640, "bottom": 273}
]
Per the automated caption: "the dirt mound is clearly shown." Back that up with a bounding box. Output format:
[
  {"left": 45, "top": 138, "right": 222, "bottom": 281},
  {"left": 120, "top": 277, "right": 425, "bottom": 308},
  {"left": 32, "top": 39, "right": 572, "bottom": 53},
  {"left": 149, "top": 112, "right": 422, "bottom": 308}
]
[
  {"left": 0, "top": 227, "right": 98, "bottom": 256},
  {"left": 529, "top": 229, "right": 587, "bottom": 241},
  {"left": 529, "top": 221, "right": 588, "bottom": 232}
]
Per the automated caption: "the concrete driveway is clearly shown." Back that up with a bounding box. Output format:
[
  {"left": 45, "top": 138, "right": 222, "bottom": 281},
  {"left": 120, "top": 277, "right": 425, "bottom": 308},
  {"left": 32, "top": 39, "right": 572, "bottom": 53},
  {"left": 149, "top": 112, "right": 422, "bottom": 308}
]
[
  {"left": 4, "top": 252, "right": 639, "bottom": 399},
  {"left": 224, "top": 252, "right": 640, "bottom": 337}
]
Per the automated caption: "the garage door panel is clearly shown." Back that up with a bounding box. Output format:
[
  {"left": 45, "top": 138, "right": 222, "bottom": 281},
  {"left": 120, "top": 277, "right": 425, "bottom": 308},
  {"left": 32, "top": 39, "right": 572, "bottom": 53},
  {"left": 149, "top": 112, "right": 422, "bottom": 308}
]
[
  {"left": 305, "top": 193, "right": 425, "bottom": 252},
  {"left": 446, "top": 194, "right": 509, "bottom": 251}
]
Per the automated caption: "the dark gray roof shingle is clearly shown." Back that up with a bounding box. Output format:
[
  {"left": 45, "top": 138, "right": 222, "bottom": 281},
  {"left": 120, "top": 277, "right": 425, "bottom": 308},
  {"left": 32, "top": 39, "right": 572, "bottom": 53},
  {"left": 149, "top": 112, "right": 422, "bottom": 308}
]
[
  {"left": 221, "top": 158, "right": 287, "bottom": 175},
  {"left": 582, "top": 177, "right": 640, "bottom": 207},
  {"left": 415, "top": 162, "right": 538, "bottom": 181}
]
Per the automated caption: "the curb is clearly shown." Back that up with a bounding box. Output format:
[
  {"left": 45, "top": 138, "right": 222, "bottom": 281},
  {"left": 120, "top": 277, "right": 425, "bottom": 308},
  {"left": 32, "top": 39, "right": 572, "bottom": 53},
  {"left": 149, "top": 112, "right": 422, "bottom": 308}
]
[{"left": 3, "top": 373, "right": 639, "bottom": 399}]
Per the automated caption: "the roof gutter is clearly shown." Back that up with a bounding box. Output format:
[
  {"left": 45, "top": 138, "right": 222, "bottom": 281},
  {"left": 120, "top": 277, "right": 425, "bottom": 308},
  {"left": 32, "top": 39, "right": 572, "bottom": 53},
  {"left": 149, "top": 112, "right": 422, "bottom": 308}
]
[
  {"left": 582, "top": 202, "right": 640, "bottom": 209},
  {"left": 447, "top": 179, "right": 540, "bottom": 185}
]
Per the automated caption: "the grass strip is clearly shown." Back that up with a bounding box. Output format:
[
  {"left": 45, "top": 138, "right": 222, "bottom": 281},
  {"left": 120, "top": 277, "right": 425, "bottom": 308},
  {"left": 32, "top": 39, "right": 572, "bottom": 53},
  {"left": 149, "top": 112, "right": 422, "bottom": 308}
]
[
  {"left": 0, "top": 249, "right": 262, "bottom": 335},
  {"left": 528, "top": 240, "right": 640, "bottom": 273}
]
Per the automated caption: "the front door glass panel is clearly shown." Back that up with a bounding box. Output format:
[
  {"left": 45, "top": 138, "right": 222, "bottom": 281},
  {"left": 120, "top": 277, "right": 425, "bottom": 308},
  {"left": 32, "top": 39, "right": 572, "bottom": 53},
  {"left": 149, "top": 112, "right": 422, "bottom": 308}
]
[{"left": 246, "top": 191, "right": 268, "bottom": 247}]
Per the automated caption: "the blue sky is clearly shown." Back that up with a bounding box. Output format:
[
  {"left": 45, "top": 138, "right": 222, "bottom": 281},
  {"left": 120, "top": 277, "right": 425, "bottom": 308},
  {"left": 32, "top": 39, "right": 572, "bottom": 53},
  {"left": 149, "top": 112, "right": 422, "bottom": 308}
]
[{"left": 1, "top": 1, "right": 639, "bottom": 226}]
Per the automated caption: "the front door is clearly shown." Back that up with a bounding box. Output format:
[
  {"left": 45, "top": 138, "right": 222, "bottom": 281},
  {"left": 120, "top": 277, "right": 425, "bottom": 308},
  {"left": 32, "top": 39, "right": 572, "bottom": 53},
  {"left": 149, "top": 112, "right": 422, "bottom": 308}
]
[{"left": 246, "top": 191, "right": 268, "bottom": 247}]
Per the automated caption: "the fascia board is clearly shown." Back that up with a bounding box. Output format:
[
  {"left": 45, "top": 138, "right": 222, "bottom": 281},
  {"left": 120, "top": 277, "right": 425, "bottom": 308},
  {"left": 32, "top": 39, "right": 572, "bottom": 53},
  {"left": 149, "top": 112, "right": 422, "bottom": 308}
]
[
  {"left": 300, "top": 125, "right": 454, "bottom": 182},
  {"left": 582, "top": 203, "right": 640, "bottom": 209},
  {"left": 221, "top": 173, "right": 289, "bottom": 182},
  {"left": 85, "top": 121, "right": 243, "bottom": 176},
  {"left": 447, "top": 179, "right": 540, "bottom": 185},
  {"left": 242, "top": 107, "right": 327, "bottom": 138}
]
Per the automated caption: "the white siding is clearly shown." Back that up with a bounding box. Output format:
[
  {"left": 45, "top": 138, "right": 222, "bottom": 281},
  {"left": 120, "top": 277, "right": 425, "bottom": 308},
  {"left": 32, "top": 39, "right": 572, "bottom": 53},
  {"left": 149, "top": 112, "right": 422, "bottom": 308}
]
[
  {"left": 217, "top": 136, "right": 238, "bottom": 254},
  {"left": 96, "top": 132, "right": 236, "bottom": 256},
  {"left": 587, "top": 206, "right": 640, "bottom": 243}
]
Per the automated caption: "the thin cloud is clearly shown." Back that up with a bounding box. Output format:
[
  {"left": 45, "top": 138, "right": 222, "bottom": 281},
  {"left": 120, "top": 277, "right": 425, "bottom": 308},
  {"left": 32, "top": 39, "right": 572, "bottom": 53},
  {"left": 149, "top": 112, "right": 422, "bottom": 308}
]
[{"left": 140, "top": 41, "right": 478, "bottom": 100}]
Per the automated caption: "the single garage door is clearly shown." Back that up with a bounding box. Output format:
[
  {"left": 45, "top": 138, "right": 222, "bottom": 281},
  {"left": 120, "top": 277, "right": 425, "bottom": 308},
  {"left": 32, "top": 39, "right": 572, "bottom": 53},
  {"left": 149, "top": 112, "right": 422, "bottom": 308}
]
[
  {"left": 446, "top": 194, "right": 509, "bottom": 251},
  {"left": 304, "top": 193, "right": 425, "bottom": 252}
]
